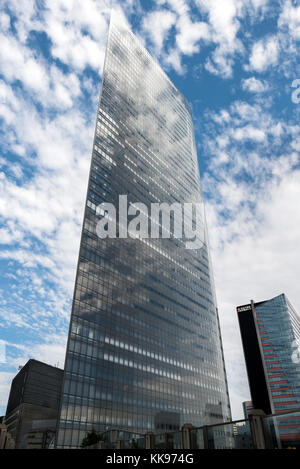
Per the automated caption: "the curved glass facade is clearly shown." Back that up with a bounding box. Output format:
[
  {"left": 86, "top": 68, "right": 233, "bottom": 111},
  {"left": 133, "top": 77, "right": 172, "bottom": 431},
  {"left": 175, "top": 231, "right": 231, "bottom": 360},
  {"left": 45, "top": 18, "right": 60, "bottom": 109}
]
[
  {"left": 255, "top": 294, "right": 300, "bottom": 415},
  {"left": 56, "top": 12, "right": 231, "bottom": 448}
]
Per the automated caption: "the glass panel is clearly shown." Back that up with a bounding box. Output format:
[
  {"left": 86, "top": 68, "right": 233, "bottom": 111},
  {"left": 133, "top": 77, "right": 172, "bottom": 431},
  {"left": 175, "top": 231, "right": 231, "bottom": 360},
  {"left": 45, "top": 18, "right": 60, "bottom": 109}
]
[
  {"left": 123, "top": 437, "right": 145, "bottom": 449},
  {"left": 190, "top": 428, "right": 205, "bottom": 449},
  {"left": 99, "top": 429, "right": 145, "bottom": 449},
  {"left": 153, "top": 431, "right": 182, "bottom": 449},
  {"left": 166, "top": 431, "right": 183, "bottom": 449},
  {"left": 207, "top": 420, "right": 252, "bottom": 449},
  {"left": 153, "top": 433, "right": 167, "bottom": 449}
]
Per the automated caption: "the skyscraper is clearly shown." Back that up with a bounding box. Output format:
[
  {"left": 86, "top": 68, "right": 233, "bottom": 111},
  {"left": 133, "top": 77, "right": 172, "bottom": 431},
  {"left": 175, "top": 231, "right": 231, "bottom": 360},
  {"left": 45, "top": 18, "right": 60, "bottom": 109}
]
[
  {"left": 56, "top": 12, "right": 231, "bottom": 448},
  {"left": 237, "top": 294, "right": 300, "bottom": 447}
]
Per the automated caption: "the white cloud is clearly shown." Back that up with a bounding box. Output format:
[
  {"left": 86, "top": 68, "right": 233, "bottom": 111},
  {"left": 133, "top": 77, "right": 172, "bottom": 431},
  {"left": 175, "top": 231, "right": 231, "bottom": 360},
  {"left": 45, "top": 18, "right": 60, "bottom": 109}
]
[
  {"left": 0, "top": 12, "right": 10, "bottom": 31},
  {"left": 0, "top": 33, "right": 49, "bottom": 95},
  {"left": 3, "top": 0, "right": 38, "bottom": 43},
  {"left": 232, "top": 125, "right": 266, "bottom": 142},
  {"left": 242, "top": 76, "right": 269, "bottom": 92},
  {"left": 175, "top": 14, "right": 210, "bottom": 56},
  {"left": 153, "top": 0, "right": 255, "bottom": 78},
  {"left": 21, "top": 333, "right": 67, "bottom": 369},
  {"left": 247, "top": 35, "right": 279, "bottom": 72},
  {"left": 0, "top": 372, "right": 15, "bottom": 414},
  {"left": 0, "top": 33, "right": 82, "bottom": 110},
  {"left": 197, "top": 0, "right": 243, "bottom": 47},
  {"left": 142, "top": 10, "right": 176, "bottom": 55},
  {"left": 40, "top": 0, "right": 109, "bottom": 72},
  {"left": 0, "top": 76, "right": 93, "bottom": 300},
  {"left": 205, "top": 50, "right": 235, "bottom": 79},
  {"left": 3, "top": 0, "right": 110, "bottom": 74},
  {"left": 0, "top": 225, "right": 24, "bottom": 245},
  {"left": 197, "top": 0, "right": 245, "bottom": 77},
  {"left": 163, "top": 47, "right": 185, "bottom": 75},
  {"left": 278, "top": 0, "right": 300, "bottom": 40}
]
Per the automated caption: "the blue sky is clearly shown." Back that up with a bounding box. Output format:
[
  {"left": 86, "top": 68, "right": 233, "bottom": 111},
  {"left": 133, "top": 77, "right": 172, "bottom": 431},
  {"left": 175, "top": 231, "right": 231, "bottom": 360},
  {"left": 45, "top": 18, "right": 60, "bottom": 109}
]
[{"left": 0, "top": 0, "right": 300, "bottom": 419}]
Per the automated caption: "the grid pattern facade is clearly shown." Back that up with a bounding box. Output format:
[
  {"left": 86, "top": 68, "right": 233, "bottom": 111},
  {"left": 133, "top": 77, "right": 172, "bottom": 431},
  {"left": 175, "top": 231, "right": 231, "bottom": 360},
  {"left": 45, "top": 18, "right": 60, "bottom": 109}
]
[
  {"left": 6, "top": 360, "right": 63, "bottom": 415},
  {"left": 56, "top": 13, "right": 231, "bottom": 448},
  {"left": 255, "top": 294, "right": 300, "bottom": 442}
]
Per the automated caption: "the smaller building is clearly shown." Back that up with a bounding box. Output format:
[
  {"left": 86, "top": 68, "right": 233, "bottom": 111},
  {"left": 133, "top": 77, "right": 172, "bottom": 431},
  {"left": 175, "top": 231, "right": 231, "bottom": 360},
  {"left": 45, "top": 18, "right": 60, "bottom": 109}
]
[
  {"left": 237, "top": 294, "right": 300, "bottom": 448},
  {"left": 4, "top": 359, "right": 63, "bottom": 448},
  {"left": 242, "top": 401, "right": 253, "bottom": 419}
]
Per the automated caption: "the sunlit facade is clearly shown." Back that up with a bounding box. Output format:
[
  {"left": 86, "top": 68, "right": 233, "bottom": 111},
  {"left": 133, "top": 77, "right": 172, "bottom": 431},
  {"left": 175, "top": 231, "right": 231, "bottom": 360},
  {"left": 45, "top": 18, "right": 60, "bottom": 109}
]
[{"left": 56, "top": 12, "right": 231, "bottom": 448}]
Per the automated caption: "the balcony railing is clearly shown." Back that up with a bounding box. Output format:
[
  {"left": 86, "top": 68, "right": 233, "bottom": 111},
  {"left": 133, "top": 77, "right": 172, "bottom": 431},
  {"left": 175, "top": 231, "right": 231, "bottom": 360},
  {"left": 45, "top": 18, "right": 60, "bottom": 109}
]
[{"left": 84, "top": 409, "right": 300, "bottom": 450}]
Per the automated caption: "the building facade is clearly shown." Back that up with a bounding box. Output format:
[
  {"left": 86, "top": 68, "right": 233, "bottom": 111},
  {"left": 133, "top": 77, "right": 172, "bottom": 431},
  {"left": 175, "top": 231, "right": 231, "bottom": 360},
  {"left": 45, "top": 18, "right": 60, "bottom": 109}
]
[
  {"left": 56, "top": 12, "right": 231, "bottom": 448},
  {"left": 237, "top": 294, "right": 300, "bottom": 447},
  {"left": 0, "top": 424, "right": 15, "bottom": 449},
  {"left": 5, "top": 359, "right": 63, "bottom": 449},
  {"left": 242, "top": 401, "right": 253, "bottom": 420}
]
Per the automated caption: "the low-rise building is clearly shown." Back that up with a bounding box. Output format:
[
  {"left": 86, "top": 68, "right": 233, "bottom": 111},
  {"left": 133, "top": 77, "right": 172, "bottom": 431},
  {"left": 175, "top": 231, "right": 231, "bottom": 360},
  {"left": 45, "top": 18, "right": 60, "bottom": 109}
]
[{"left": 4, "top": 359, "right": 63, "bottom": 448}]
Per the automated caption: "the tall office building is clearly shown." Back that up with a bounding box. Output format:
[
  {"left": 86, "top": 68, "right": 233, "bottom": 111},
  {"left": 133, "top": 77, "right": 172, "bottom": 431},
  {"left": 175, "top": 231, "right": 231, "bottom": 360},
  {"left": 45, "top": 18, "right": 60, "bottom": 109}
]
[
  {"left": 56, "top": 12, "right": 231, "bottom": 448},
  {"left": 237, "top": 294, "right": 300, "bottom": 447}
]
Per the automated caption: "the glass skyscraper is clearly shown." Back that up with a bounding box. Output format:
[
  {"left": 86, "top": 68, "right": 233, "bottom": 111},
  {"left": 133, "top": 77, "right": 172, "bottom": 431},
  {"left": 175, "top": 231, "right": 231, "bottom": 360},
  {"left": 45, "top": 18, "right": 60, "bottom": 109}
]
[
  {"left": 237, "top": 294, "right": 300, "bottom": 446},
  {"left": 56, "top": 12, "right": 231, "bottom": 448}
]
